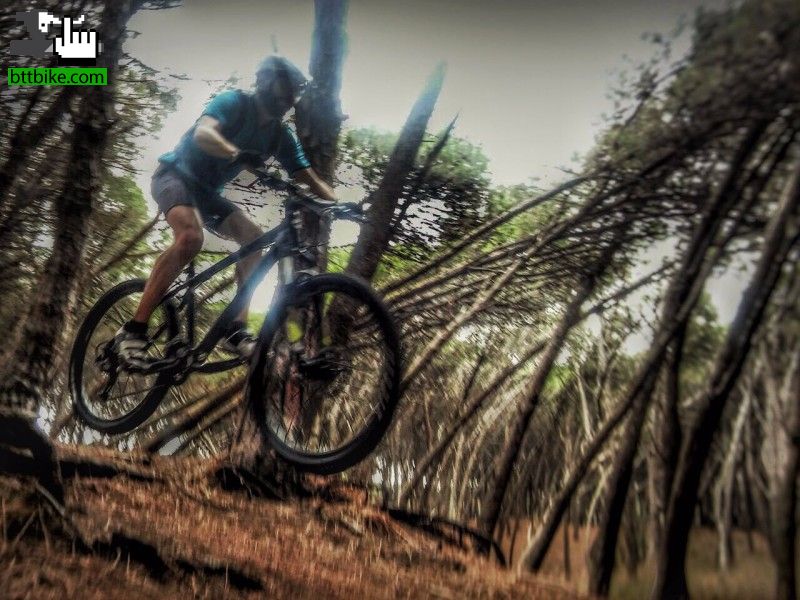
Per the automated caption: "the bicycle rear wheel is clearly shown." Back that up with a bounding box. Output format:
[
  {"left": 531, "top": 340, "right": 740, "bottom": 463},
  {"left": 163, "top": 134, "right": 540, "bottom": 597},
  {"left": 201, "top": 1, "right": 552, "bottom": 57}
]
[
  {"left": 246, "top": 273, "right": 402, "bottom": 474},
  {"left": 70, "top": 279, "right": 181, "bottom": 434}
]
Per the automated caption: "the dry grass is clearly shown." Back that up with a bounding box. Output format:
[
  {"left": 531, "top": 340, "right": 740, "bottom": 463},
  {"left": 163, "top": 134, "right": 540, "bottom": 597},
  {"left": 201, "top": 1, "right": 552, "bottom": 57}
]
[
  {"left": 4, "top": 447, "right": 791, "bottom": 599},
  {"left": 610, "top": 529, "right": 781, "bottom": 600},
  {"left": 500, "top": 519, "right": 791, "bottom": 599},
  {"left": 0, "top": 452, "right": 581, "bottom": 600}
]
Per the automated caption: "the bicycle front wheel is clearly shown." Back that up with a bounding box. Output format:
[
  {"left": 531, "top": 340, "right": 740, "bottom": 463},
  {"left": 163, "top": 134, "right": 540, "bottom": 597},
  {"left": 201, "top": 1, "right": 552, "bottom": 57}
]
[{"left": 246, "top": 273, "right": 402, "bottom": 474}]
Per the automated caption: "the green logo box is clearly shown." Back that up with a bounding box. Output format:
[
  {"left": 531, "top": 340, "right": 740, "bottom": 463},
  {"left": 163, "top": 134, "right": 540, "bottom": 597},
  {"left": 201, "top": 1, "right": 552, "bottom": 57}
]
[{"left": 7, "top": 67, "right": 107, "bottom": 86}]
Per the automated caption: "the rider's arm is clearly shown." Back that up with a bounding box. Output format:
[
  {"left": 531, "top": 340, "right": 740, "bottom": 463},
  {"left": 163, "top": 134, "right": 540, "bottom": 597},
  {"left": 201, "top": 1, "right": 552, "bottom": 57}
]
[
  {"left": 193, "top": 116, "right": 239, "bottom": 160},
  {"left": 293, "top": 167, "right": 338, "bottom": 202}
]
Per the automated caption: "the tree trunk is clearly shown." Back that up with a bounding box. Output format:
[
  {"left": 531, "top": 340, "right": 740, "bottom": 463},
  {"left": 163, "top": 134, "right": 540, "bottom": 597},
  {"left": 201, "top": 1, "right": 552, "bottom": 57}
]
[
  {"left": 768, "top": 347, "right": 800, "bottom": 600},
  {"left": 380, "top": 174, "right": 588, "bottom": 295},
  {"left": 0, "top": 88, "right": 73, "bottom": 208},
  {"left": 587, "top": 391, "right": 653, "bottom": 596},
  {"left": 294, "top": 0, "right": 348, "bottom": 270},
  {"left": 563, "top": 503, "right": 572, "bottom": 580},
  {"left": 0, "top": 0, "right": 135, "bottom": 501},
  {"left": 651, "top": 157, "right": 800, "bottom": 600},
  {"left": 480, "top": 260, "right": 605, "bottom": 541},
  {"left": 524, "top": 118, "right": 765, "bottom": 580},
  {"left": 0, "top": 1, "right": 132, "bottom": 409},
  {"left": 296, "top": 0, "right": 347, "bottom": 184},
  {"left": 345, "top": 63, "right": 445, "bottom": 281},
  {"left": 397, "top": 342, "right": 544, "bottom": 506},
  {"left": 621, "top": 498, "right": 644, "bottom": 576},
  {"left": 647, "top": 329, "right": 686, "bottom": 560},
  {"left": 715, "top": 391, "right": 751, "bottom": 571}
]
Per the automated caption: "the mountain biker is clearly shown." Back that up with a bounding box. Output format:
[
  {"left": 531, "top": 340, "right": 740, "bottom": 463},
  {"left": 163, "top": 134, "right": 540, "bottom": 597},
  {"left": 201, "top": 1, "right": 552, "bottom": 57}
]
[{"left": 114, "top": 55, "right": 338, "bottom": 369}]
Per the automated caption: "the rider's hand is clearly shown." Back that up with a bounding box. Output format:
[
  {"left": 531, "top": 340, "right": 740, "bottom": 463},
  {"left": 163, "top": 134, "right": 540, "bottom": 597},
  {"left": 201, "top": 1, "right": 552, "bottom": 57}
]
[{"left": 230, "top": 149, "right": 265, "bottom": 169}]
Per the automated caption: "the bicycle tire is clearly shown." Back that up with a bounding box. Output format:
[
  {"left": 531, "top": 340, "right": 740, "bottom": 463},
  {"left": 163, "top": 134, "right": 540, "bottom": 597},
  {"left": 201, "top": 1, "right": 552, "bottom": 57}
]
[
  {"left": 246, "top": 273, "right": 402, "bottom": 474},
  {"left": 69, "top": 279, "right": 180, "bottom": 435}
]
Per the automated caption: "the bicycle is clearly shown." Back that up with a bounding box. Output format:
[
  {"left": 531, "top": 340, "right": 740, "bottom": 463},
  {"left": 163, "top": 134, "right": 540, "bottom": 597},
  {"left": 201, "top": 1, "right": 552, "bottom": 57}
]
[{"left": 69, "top": 168, "right": 402, "bottom": 474}]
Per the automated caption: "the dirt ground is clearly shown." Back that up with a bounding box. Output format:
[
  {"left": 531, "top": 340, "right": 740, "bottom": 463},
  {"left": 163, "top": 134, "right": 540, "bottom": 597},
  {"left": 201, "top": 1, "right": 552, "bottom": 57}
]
[{"left": 0, "top": 447, "right": 581, "bottom": 600}]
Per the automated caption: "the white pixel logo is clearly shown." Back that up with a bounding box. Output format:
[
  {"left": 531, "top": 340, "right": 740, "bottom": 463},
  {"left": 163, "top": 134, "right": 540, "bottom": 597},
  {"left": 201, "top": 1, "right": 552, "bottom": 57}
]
[
  {"left": 10, "top": 10, "right": 101, "bottom": 65},
  {"left": 53, "top": 15, "right": 99, "bottom": 62}
]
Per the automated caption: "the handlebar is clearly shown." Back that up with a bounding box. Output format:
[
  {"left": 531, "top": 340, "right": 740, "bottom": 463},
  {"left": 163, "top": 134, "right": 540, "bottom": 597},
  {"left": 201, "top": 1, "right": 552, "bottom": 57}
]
[{"left": 248, "top": 167, "right": 368, "bottom": 224}]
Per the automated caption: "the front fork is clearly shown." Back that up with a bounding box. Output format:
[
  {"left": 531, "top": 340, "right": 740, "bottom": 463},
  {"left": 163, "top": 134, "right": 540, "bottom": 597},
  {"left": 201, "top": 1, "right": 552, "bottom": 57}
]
[
  {"left": 185, "top": 259, "right": 196, "bottom": 348},
  {"left": 280, "top": 207, "right": 321, "bottom": 345}
]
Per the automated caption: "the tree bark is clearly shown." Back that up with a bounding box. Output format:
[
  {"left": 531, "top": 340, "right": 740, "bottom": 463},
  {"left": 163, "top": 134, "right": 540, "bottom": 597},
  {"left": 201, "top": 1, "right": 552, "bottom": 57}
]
[
  {"left": 714, "top": 391, "right": 751, "bottom": 571},
  {"left": 480, "top": 257, "right": 607, "bottom": 541},
  {"left": 587, "top": 390, "right": 653, "bottom": 596},
  {"left": 0, "top": 88, "right": 74, "bottom": 208},
  {"left": 0, "top": 1, "right": 133, "bottom": 409},
  {"left": 651, "top": 157, "right": 800, "bottom": 600},
  {"left": 647, "top": 328, "right": 686, "bottom": 560},
  {"left": 296, "top": 0, "right": 347, "bottom": 185},
  {"left": 345, "top": 63, "right": 445, "bottom": 281},
  {"left": 402, "top": 251, "right": 524, "bottom": 391},
  {"left": 0, "top": 0, "right": 137, "bottom": 502},
  {"left": 526, "top": 119, "right": 766, "bottom": 581},
  {"left": 397, "top": 337, "right": 546, "bottom": 506},
  {"left": 519, "top": 331, "right": 694, "bottom": 571},
  {"left": 767, "top": 336, "right": 800, "bottom": 600},
  {"left": 294, "top": 0, "right": 348, "bottom": 270}
]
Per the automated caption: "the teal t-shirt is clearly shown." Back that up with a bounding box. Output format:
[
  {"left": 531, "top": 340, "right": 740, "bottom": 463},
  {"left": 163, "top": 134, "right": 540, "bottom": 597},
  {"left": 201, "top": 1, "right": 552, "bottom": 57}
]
[{"left": 159, "top": 90, "right": 311, "bottom": 194}]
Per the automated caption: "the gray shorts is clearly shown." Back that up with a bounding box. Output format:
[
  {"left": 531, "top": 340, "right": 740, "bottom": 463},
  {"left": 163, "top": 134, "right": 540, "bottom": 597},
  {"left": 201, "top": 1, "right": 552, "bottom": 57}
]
[{"left": 151, "top": 163, "right": 238, "bottom": 234}]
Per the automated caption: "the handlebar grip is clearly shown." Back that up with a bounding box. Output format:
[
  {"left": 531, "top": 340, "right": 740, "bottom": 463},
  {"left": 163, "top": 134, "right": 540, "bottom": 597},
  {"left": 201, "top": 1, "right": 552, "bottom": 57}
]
[{"left": 333, "top": 202, "right": 368, "bottom": 223}]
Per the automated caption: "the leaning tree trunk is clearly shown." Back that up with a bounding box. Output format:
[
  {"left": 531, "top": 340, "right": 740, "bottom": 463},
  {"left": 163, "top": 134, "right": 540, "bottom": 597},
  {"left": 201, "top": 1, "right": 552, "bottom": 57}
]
[
  {"left": 518, "top": 197, "right": 745, "bottom": 573},
  {"left": 479, "top": 250, "right": 612, "bottom": 541},
  {"left": 714, "top": 390, "right": 751, "bottom": 571},
  {"left": 651, "top": 157, "right": 800, "bottom": 600},
  {"left": 587, "top": 390, "right": 653, "bottom": 596},
  {"left": 589, "top": 322, "right": 688, "bottom": 596},
  {"left": 581, "top": 120, "right": 768, "bottom": 591},
  {"left": 647, "top": 328, "right": 685, "bottom": 560},
  {"left": 397, "top": 338, "right": 546, "bottom": 506},
  {"left": 345, "top": 63, "right": 445, "bottom": 282},
  {"left": 766, "top": 337, "right": 800, "bottom": 600},
  {"left": 0, "top": 88, "right": 74, "bottom": 210}
]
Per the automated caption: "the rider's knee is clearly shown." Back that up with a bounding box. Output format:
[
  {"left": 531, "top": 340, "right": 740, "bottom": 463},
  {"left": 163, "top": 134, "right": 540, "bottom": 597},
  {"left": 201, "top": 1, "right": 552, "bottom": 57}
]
[
  {"left": 174, "top": 228, "right": 204, "bottom": 259},
  {"left": 241, "top": 219, "right": 263, "bottom": 245}
]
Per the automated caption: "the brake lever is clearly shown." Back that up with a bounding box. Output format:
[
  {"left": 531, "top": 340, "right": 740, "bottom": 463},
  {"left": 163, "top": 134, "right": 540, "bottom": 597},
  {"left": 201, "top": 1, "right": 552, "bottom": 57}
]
[{"left": 342, "top": 202, "right": 369, "bottom": 223}]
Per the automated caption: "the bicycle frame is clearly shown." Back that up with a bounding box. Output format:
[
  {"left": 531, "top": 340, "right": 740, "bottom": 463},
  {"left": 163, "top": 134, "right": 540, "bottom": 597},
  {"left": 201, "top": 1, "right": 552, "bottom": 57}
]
[{"left": 157, "top": 200, "right": 307, "bottom": 375}]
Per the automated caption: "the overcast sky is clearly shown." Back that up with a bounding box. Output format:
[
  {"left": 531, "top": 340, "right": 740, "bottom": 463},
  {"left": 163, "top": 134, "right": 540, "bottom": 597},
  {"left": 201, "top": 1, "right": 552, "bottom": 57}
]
[
  {"left": 124, "top": 0, "right": 748, "bottom": 326},
  {"left": 127, "top": 0, "right": 727, "bottom": 186}
]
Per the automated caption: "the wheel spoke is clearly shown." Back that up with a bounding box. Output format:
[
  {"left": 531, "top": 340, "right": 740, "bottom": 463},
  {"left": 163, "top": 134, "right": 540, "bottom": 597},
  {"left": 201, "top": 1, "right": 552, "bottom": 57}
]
[{"left": 253, "top": 278, "right": 400, "bottom": 469}]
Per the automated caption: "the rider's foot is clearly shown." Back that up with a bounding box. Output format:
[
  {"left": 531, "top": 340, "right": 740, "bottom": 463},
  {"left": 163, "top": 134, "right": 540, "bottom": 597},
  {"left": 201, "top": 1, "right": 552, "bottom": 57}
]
[
  {"left": 114, "top": 320, "right": 150, "bottom": 370},
  {"left": 221, "top": 320, "right": 257, "bottom": 359}
]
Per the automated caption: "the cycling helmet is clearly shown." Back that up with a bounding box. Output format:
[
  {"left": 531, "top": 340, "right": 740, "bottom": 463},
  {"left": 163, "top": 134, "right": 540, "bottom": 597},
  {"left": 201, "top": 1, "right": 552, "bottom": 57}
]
[{"left": 255, "top": 55, "right": 308, "bottom": 117}]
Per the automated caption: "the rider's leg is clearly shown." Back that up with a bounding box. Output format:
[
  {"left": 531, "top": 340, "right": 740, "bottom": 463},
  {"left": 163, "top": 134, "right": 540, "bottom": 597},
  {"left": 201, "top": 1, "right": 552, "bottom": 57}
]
[
  {"left": 214, "top": 208, "right": 263, "bottom": 324},
  {"left": 132, "top": 205, "right": 204, "bottom": 325}
]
